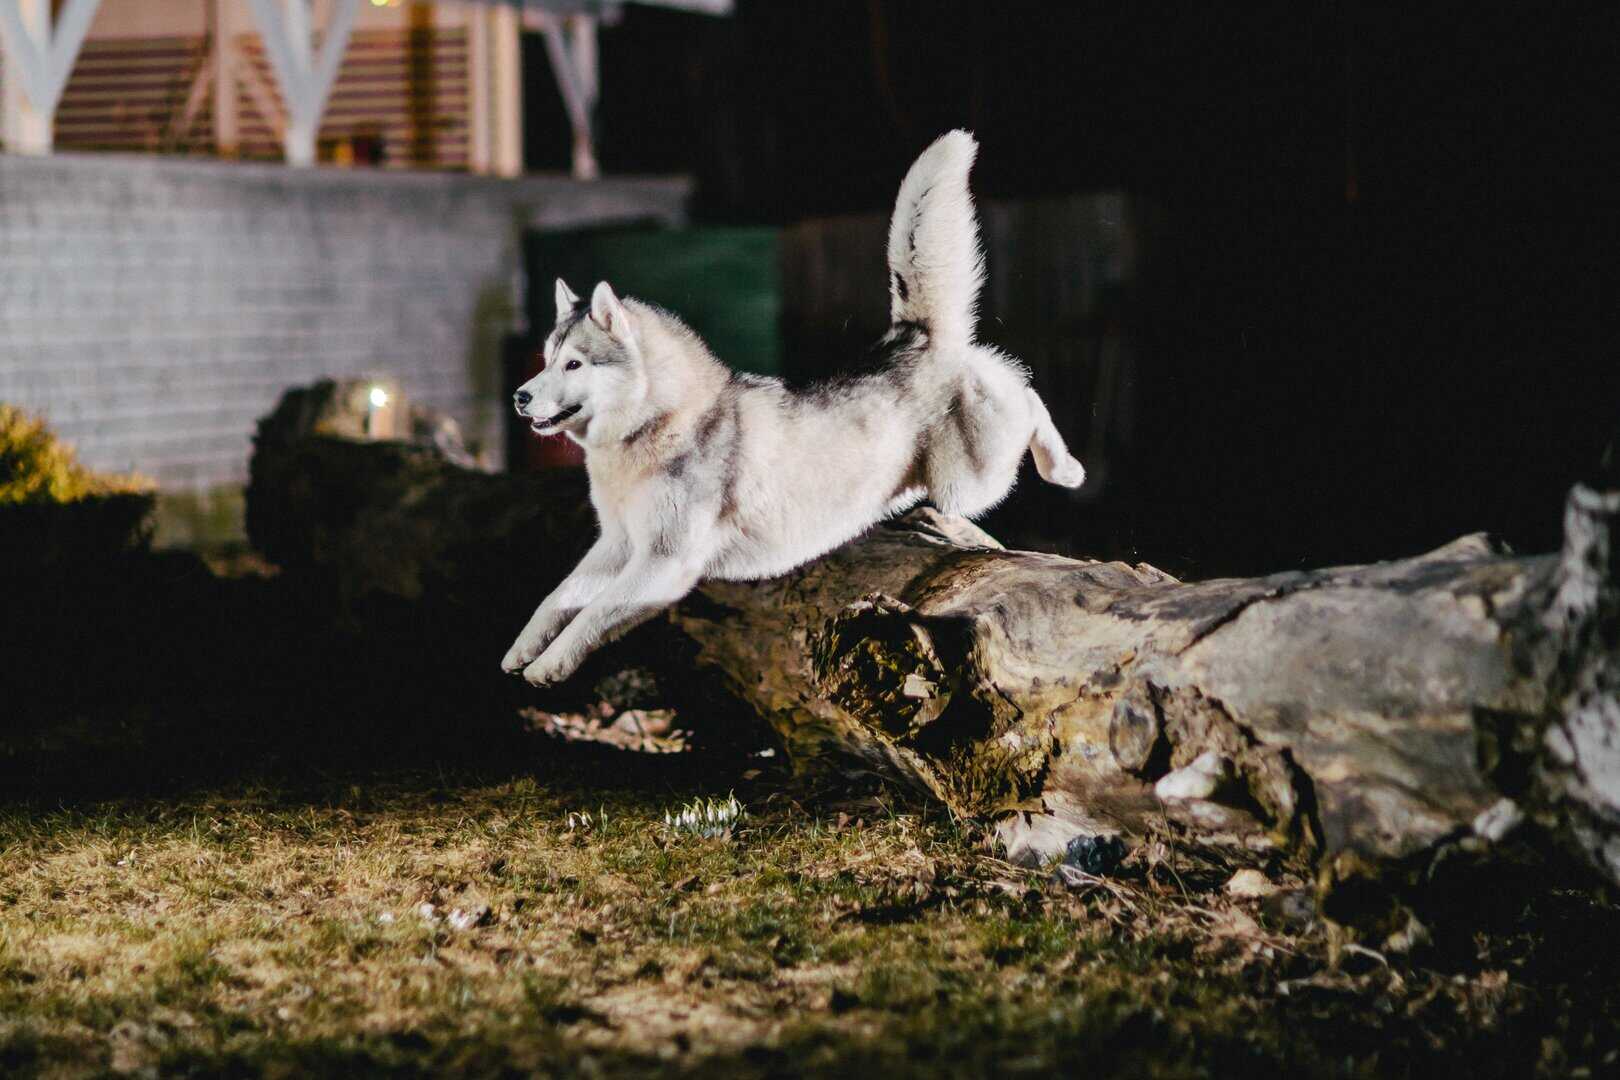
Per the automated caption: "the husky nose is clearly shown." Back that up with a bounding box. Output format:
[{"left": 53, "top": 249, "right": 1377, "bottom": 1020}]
[{"left": 513, "top": 389, "right": 532, "bottom": 411}]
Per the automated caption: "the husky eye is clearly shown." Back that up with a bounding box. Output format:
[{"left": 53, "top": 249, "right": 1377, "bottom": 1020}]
[{"left": 565, "top": 359, "right": 582, "bottom": 371}]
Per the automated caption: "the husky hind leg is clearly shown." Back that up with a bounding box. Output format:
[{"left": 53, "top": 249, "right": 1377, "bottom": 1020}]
[
  {"left": 926, "top": 462, "right": 1023, "bottom": 519},
  {"left": 922, "top": 374, "right": 1031, "bottom": 518},
  {"left": 924, "top": 382, "right": 1085, "bottom": 516},
  {"left": 1026, "top": 388, "right": 1086, "bottom": 489}
]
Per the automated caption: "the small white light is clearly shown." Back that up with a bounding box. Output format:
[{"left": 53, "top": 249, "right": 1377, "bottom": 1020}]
[{"left": 369, "top": 387, "right": 389, "bottom": 408}]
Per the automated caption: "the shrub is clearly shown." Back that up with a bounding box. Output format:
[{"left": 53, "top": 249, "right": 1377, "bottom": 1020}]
[
  {"left": 0, "top": 404, "right": 151, "bottom": 506},
  {"left": 0, "top": 405, "right": 155, "bottom": 568}
]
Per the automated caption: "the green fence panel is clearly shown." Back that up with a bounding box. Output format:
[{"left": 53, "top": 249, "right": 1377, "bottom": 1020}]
[{"left": 525, "top": 225, "right": 781, "bottom": 375}]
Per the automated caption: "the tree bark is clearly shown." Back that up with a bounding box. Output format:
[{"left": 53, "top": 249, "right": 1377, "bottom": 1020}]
[{"left": 250, "top": 382, "right": 1620, "bottom": 926}]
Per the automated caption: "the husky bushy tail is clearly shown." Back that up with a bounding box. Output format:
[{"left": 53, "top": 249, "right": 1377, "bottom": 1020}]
[
  {"left": 885, "top": 130, "right": 1086, "bottom": 490},
  {"left": 886, "top": 129, "right": 985, "bottom": 350}
]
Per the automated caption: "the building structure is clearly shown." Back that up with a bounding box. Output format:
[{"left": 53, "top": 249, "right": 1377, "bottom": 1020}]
[{"left": 0, "top": 1, "right": 727, "bottom": 543}]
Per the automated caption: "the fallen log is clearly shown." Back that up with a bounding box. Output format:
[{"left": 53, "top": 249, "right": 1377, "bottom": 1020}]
[{"left": 249, "top": 381, "right": 1619, "bottom": 933}]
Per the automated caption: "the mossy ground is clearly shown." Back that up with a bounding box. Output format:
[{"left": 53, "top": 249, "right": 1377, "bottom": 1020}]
[{"left": 1, "top": 549, "right": 1616, "bottom": 1078}]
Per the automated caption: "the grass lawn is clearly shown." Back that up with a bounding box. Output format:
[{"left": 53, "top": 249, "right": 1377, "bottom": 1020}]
[{"left": 2, "top": 738, "right": 1617, "bottom": 1078}]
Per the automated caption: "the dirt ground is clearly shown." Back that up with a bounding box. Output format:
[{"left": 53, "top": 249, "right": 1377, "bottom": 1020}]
[{"left": 1, "top": 547, "right": 1617, "bottom": 1078}]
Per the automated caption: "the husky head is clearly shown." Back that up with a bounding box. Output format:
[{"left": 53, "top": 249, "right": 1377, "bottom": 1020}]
[{"left": 513, "top": 279, "right": 645, "bottom": 440}]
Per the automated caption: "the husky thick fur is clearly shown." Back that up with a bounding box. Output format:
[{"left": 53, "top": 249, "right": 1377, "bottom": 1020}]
[{"left": 504, "top": 130, "right": 1086, "bottom": 687}]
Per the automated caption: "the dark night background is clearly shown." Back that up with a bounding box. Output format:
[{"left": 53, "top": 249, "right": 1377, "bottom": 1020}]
[{"left": 522, "top": 1, "right": 1614, "bottom": 577}]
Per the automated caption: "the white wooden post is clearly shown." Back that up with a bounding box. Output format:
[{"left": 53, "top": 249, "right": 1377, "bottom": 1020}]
[
  {"left": 467, "top": 4, "right": 491, "bottom": 173},
  {"left": 0, "top": 0, "right": 48, "bottom": 154},
  {"left": 566, "top": 14, "right": 598, "bottom": 179},
  {"left": 532, "top": 10, "right": 599, "bottom": 180},
  {"left": 0, "top": 0, "right": 103, "bottom": 155},
  {"left": 489, "top": 2, "right": 523, "bottom": 178},
  {"left": 244, "top": 0, "right": 358, "bottom": 166},
  {"left": 214, "top": 0, "right": 240, "bottom": 155}
]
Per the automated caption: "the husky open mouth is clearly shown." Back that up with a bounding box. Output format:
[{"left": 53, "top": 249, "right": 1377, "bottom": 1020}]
[{"left": 531, "top": 404, "right": 582, "bottom": 433}]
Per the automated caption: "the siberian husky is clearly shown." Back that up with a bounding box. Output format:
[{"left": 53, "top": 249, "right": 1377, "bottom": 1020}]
[{"left": 504, "top": 130, "right": 1086, "bottom": 687}]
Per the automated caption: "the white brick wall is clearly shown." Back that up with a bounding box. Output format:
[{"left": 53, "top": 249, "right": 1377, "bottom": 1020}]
[{"left": 0, "top": 152, "right": 688, "bottom": 491}]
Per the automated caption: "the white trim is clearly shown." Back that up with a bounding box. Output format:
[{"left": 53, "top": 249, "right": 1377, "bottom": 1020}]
[
  {"left": 629, "top": 0, "right": 730, "bottom": 13},
  {"left": 497, "top": 1, "right": 729, "bottom": 14}
]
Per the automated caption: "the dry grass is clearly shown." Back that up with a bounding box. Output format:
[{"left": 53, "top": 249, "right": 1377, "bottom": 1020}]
[{"left": 1, "top": 751, "right": 1616, "bottom": 1079}]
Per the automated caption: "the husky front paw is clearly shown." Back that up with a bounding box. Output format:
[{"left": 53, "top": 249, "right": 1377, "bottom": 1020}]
[
  {"left": 500, "top": 640, "right": 537, "bottom": 674},
  {"left": 501, "top": 616, "right": 561, "bottom": 673},
  {"left": 522, "top": 649, "right": 582, "bottom": 689}
]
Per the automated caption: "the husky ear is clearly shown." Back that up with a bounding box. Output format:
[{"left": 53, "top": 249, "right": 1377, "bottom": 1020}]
[
  {"left": 589, "top": 281, "right": 629, "bottom": 339},
  {"left": 554, "top": 278, "right": 580, "bottom": 321}
]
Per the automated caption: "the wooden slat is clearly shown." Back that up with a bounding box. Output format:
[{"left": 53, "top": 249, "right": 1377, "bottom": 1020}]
[{"left": 53, "top": 27, "right": 470, "bottom": 168}]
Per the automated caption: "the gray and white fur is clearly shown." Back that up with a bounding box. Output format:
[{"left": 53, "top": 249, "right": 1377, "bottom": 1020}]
[{"left": 504, "top": 130, "right": 1086, "bottom": 686}]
